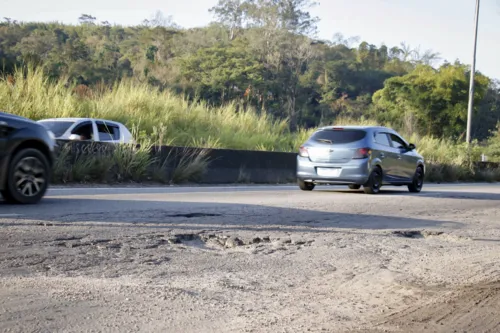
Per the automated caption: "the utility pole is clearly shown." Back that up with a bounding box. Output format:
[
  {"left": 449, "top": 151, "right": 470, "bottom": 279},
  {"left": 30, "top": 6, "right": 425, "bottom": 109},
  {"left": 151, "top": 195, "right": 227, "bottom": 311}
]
[{"left": 466, "top": 0, "right": 480, "bottom": 144}]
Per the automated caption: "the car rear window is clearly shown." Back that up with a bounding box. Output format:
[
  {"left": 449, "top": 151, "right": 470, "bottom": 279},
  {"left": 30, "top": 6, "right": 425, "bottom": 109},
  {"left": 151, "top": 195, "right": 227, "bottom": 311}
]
[
  {"left": 38, "top": 120, "right": 75, "bottom": 137},
  {"left": 309, "top": 129, "right": 367, "bottom": 144}
]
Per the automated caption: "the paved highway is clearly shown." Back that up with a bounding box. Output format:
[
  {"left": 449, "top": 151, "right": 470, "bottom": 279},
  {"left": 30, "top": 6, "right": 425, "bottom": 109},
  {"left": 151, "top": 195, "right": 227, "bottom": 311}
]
[
  {"left": 1, "top": 182, "right": 499, "bottom": 219},
  {"left": 0, "top": 183, "right": 499, "bottom": 332}
]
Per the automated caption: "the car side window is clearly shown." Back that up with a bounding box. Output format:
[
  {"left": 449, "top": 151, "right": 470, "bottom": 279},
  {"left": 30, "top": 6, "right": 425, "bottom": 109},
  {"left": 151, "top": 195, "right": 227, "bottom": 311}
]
[
  {"left": 374, "top": 132, "right": 391, "bottom": 146},
  {"left": 96, "top": 122, "right": 120, "bottom": 141},
  {"left": 71, "top": 121, "right": 94, "bottom": 140},
  {"left": 389, "top": 134, "right": 407, "bottom": 149}
]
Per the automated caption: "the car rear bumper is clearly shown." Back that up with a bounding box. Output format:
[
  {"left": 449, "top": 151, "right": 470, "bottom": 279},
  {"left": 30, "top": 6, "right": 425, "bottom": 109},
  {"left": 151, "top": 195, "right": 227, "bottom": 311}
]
[{"left": 296, "top": 156, "right": 370, "bottom": 185}]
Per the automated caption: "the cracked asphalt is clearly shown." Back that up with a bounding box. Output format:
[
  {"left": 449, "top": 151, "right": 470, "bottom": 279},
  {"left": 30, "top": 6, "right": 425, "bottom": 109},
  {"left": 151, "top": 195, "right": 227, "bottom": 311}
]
[{"left": 1, "top": 183, "right": 500, "bottom": 332}]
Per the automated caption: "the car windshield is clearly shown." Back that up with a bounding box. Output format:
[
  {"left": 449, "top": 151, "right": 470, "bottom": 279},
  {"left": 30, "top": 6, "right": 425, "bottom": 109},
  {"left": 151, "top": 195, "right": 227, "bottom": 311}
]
[
  {"left": 37, "top": 120, "right": 75, "bottom": 137},
  {"left": 309, "top": 129, "right": 367, "bottom": 144}
]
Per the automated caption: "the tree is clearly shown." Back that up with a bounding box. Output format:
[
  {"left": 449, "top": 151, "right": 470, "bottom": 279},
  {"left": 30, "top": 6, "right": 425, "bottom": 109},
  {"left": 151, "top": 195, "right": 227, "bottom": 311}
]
[
  {"left": 242, "top": 0, "right": 319, "bottom": 36},
  {"left": 331, "top": 32, "right": 360, "bottom": 48},
  {"left": 473, "top": 81, "right": 500, "bottom": 140},
  {"left": 372, "top": 63, "right": 491, "bottom": 139},
  {"left": 209, "top": 0, "right": 247, "bottom": 40},
  {"left": 275, "top": 0, "right": 320, "bottom": 36},
  {"left": 14, "top": 30, "right": 58, "bottom": 65},
  {"left": 142, "top": 11, "right": 180, "bottom": 29},
  {"left": 179, "top": 38, "right": 265, "bottom": 103},
  {"left": 78, "top": 14, "right": 97, "bottom": 25}
]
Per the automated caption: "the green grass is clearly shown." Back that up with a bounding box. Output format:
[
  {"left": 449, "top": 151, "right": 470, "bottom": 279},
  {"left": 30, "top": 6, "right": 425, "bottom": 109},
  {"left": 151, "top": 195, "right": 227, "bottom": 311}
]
[{"left": 1, "top": 66, "right": 499, "bottom": 184}]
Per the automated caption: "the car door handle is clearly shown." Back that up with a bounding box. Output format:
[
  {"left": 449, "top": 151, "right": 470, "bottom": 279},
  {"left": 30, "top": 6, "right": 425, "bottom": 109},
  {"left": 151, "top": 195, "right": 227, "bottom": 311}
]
[
  {"left": 397, "top": 155, "right": 402, "bottom": 159},
  {"left": 0, "top": 121, "right": 7, "bottom": 126}
]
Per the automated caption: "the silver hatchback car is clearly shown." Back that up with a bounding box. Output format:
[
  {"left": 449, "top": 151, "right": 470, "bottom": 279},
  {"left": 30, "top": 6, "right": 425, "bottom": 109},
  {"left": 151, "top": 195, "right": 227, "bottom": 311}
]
[{"left": 296, "top": 126, "right": 425, "bottom": 194}]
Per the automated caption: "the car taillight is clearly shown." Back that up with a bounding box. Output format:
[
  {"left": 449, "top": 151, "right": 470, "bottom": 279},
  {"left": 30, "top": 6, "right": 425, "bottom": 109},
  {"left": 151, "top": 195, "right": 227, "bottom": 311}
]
[
  {"left": 353, "top": 147, "right": 371, "bottom": 159},
  {"left": 299, "top": 146, "right": 309, "bottom": 157}
]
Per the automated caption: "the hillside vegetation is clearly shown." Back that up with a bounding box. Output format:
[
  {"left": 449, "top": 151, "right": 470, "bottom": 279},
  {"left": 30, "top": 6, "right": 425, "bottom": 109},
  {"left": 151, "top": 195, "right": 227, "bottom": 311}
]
[{"left": 1, "top": 0, "right": 500, "bottom": 182}]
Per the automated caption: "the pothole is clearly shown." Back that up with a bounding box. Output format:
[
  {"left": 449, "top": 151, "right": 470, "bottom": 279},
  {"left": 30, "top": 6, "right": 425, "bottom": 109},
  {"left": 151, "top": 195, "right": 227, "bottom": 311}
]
[
  {"left": 166, "top": 213, "right": 222, "bottom": 218},
  {"left": 148, "top": 233, "right": 279, "bottom": 250},
  {"left": 48, "top": 231, "right": 315, "bottom": 253},
  {"left": 392, "top": 230, "right": 444, "bottom": 239},
  {"left": 173, "top": 233, "right": 246, "bottom": 249}
]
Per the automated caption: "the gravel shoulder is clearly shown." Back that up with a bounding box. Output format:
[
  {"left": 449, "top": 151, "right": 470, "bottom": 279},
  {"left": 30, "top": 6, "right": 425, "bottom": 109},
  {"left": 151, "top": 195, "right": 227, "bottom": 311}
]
[{"left": 1, "top": 185, "right": 500, "bottom": 332}]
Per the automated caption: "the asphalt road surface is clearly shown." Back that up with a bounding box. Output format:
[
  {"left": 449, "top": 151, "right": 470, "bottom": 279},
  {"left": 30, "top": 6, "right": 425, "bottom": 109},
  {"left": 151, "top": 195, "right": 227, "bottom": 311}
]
[{"left": 1, "top": 183, "right": 500, "bottom": 333}]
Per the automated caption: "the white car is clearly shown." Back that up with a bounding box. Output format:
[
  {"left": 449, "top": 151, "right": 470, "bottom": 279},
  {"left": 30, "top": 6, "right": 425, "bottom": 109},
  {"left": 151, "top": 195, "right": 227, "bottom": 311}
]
[{"left": 37, "top": 118, "right": 134, "bottom": 144}]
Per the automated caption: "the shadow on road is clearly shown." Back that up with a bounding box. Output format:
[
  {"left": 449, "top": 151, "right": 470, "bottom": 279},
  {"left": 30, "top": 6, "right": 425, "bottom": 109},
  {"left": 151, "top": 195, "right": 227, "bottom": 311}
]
[
  {"left": 316, "top": 188, "right": 500, "bottom": 200},
  {"left": 0, "top": 196, "right": 464, "bottom": 233}
]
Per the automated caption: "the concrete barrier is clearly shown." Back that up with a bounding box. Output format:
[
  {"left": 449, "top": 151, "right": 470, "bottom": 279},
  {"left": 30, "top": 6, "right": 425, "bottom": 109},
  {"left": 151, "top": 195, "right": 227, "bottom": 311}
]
[
  {"left": 474, "top": 161, "right": 500, "bottom": 170},
  {"left": 55, "top": 140, "right": 298, "bottom": 184}
]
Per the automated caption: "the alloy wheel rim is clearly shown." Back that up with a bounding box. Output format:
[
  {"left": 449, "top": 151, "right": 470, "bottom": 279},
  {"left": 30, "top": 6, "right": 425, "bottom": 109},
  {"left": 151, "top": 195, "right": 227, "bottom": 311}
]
[
  {"left": 416, "top": 168, "right": 423, "bottom": 187},
  {"left": 13, "top": 157, "right": 46, "bottom": 197},
  {"left": 373, "top": 170, "right": 382, "bottom": 189}
]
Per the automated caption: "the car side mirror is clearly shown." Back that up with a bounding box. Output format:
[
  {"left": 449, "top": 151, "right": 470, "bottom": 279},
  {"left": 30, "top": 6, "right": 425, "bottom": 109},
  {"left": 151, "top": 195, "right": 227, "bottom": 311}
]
[
  {"left": 408, "top": 143, "right": 416, "bottom": 150},
  {"left": 68, "top": 134, "right": 81, "bottom": 141}
]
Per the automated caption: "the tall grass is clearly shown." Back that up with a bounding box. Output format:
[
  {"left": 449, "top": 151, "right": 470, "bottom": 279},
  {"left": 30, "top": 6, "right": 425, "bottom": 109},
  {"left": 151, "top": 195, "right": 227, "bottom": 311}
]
[{"left": 1, "top": 66, "right": 299, "bottom": 152}]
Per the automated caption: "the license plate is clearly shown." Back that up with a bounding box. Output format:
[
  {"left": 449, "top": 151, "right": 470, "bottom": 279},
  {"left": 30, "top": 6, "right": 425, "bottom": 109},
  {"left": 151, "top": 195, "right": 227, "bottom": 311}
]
[{"left": 316, "top": 167, "right": 341, "bottom": 177}]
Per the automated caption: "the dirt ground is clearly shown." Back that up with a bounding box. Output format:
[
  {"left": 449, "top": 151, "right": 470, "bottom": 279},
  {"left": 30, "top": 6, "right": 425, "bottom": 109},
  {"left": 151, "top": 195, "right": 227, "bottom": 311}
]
[{"left": 0, "top": 184, "right": 499, "bottom": 332}]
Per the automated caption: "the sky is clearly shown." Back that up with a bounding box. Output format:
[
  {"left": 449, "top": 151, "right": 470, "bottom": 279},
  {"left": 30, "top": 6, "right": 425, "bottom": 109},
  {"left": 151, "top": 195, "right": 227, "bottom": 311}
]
[{"left": 2, "top": 0, "right": 499, "bottom": 80}]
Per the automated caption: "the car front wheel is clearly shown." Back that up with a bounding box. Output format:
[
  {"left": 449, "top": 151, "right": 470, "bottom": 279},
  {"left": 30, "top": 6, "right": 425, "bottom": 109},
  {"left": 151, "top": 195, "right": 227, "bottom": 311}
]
[
  {"left": 1, "top": 148, "right": 50, "bottom": 204},
  {"left": 408, "top": 166, "right": 424, "bottom": 193}
]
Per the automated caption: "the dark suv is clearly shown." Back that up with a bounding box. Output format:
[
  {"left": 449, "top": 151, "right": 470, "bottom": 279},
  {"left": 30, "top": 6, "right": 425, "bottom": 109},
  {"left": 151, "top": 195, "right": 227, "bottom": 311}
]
[{"left": 0, "top": 111, "right": 55, "bottom": 204}]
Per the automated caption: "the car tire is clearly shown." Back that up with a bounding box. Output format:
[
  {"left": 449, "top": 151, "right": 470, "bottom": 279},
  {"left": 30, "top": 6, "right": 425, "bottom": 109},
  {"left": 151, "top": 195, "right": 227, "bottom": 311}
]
[
  {"left": 348, "top": 184, "right": 361, "bottom": 190},
  {"left": 408, "top": 166, "right": 424, "bottom": 193},
  {"left": 363, "top": 166, "right": 383, "bottom": 194},
  {"left": 298, "top": 179, "right": 315, "bottom": 191},
  {"left": 2, "top": 148, "right": 50, "bottom": 204}
]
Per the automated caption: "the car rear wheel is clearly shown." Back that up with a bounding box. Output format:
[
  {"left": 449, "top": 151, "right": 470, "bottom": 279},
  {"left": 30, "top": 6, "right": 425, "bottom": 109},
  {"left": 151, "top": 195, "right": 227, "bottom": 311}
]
[
  {"left": 298, "top": 179, "right": 315, "bottom": 191},
  {"left": 363, "top": 167, "right": 383, "bottom": 194},
  {"left": 408, "top": 166, "right": 424, "bottom": 193},
  {"left": 348, "top": 184, "right": 361, "bottom": 190},
  {"left": 1, "top": 148, "right": 50, "bottom": 204}
]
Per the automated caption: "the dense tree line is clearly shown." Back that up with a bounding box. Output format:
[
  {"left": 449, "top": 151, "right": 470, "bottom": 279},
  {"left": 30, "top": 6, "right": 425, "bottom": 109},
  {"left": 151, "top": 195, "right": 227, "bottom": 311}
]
[{"left": 1, "top": 0, "right": 499, "bottom": 140}]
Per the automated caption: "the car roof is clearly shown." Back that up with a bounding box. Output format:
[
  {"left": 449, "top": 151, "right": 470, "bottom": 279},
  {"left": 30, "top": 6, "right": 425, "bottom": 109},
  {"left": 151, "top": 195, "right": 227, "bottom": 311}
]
[
  {"left": 0, "top": 111, "right": 42, "bottom": 126},
  {"left": 0, "top": 111, "right": 29, "bottom": 120},
  {"left": 38, "top": 117, "right": 123, "bottom": 124},
  {"left": 316, "top": 125, "right": 393, "bottom": 132}
]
